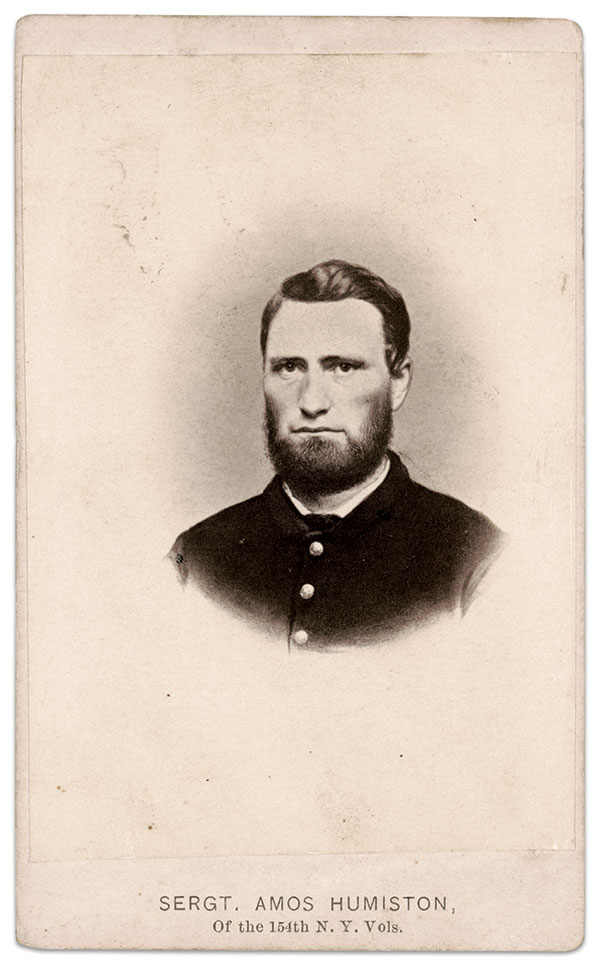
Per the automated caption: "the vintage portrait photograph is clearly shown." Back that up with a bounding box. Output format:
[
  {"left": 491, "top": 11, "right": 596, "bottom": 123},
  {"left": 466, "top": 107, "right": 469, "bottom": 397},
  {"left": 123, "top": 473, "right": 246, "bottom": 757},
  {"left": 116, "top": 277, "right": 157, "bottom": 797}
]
[
  {"left": 169, "top": 258, "right": 505, "bottom": 647},
  {"left": 15, "top": 14, "right": 583, "bottom": 951}
]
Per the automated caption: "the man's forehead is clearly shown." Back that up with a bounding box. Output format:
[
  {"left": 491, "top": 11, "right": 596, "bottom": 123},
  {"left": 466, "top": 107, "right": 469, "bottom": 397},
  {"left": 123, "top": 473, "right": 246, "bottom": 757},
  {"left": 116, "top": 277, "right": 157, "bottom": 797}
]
[{"left": 266, "top": 298, "right": 387, "bottom": 356}]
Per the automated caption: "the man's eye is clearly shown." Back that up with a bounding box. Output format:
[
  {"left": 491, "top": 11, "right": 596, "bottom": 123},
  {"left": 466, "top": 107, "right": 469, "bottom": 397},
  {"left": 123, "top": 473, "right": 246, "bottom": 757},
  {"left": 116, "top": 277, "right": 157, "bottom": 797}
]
[
  {"left": 275, "top": 361, "right": 300, "bottom": 375},
  {"left": 334, "top": 361, "right": 361, "bottom": 374}
]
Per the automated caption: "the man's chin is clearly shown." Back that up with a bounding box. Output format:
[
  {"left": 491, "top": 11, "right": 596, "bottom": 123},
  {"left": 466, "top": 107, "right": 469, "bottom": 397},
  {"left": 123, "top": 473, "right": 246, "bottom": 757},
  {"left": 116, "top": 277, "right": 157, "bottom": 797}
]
[
  {"left": 284, "top": 434, "right": 353, "bottom": 471},
  {"left": 269, "top": 435, "right": 384, "bottom": 498},
  {"left": 289, "top": 432, "right": 347, "bottom": 456}
]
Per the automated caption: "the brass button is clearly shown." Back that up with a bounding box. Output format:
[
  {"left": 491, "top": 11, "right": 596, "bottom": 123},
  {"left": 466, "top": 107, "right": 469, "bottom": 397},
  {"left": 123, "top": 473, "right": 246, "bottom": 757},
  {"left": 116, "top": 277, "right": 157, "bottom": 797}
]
[
  {"left": 300, "top": 583, "right": 315, "bottom": 600},
  {"left": 293, "top": 629, "right": 309, "bottom": 646},
  {"left": 309, "top": 541, "right": 324, "bottom": 556}
]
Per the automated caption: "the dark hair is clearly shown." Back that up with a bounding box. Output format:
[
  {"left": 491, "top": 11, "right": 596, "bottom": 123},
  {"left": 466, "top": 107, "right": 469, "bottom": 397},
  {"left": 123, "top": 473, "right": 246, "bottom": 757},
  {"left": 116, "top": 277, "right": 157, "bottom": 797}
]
[{"left": 260, "top": 259, "right": 411, "bottom": 373}]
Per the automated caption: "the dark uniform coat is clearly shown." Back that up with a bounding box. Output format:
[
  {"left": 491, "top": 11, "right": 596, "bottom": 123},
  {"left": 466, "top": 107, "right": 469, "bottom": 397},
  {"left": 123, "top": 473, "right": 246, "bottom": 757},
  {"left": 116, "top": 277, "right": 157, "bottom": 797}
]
[{"left": 169, "top": 451, "right": 504, "bottom": 648}]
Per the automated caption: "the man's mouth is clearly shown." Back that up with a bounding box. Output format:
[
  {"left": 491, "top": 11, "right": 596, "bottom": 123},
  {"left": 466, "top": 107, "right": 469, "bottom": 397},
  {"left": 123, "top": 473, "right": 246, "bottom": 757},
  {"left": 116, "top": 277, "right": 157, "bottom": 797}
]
[{"left": 292, "top": 427, "right": 343, "bottom": 434}]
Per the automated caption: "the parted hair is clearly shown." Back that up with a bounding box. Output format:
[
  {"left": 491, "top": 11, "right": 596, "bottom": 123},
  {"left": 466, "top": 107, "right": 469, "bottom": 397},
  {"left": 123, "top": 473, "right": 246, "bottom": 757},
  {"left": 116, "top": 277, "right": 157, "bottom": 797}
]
[{"left": 260, "top": 259, "right": 411, "bottom": 374}]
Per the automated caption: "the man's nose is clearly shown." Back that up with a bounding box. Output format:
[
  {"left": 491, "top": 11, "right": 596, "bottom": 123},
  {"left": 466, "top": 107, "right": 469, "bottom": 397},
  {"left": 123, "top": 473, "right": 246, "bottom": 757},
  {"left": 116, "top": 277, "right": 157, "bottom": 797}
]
[{"left": 298, "top": 370, "right": 331, "bottom": 418}]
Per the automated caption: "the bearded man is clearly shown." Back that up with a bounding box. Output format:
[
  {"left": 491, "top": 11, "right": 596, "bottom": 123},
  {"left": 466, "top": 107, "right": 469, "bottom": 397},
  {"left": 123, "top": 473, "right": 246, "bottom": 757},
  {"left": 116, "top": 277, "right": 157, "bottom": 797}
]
[{"left": 169, "top": 260, "right": 504, "bottom": 647}]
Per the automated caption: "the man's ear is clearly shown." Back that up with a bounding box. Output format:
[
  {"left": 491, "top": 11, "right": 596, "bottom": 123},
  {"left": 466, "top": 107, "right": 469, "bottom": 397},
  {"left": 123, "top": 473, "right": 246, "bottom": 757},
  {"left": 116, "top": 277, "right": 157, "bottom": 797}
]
[{"left": 390, "top": 356, "right": 412, "bottom": 411}]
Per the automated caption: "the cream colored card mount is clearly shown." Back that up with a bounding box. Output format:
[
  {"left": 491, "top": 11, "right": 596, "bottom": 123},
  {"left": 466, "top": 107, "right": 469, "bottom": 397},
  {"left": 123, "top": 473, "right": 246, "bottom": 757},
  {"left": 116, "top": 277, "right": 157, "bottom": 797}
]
[{"left": 16, "top": 15, "right": 584, "bottom": 951}]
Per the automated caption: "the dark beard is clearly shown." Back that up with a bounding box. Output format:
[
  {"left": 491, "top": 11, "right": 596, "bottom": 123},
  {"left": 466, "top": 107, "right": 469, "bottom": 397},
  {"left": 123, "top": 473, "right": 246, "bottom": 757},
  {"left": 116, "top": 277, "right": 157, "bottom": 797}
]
[{"left": 264, "top": 392, "right": 393, "bottom": 500}]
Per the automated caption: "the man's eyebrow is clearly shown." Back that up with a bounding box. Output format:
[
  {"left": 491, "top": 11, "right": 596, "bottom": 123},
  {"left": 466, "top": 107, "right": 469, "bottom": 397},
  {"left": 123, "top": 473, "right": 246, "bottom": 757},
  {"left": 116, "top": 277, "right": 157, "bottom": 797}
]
[
  {"left": 267, "top": 354, "right": 368, "bottom": 367},
  {"left": 320, "top": 354, "right": 367, "bottom": 366},
  {"left": 268, "top": 355, "right": 306, "bottom": 367}
]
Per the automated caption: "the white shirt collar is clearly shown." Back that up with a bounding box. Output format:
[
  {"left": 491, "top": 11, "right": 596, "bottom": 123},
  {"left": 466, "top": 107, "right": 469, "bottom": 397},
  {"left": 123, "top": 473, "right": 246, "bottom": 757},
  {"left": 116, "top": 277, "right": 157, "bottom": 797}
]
[{"left": 282, "top": 455, "right": 391, "bottom": 519}]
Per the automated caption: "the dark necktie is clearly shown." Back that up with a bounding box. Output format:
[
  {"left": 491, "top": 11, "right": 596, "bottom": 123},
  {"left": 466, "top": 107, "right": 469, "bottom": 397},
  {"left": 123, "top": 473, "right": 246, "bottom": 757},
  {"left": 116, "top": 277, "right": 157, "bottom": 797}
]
[{"left": 303, "top": 513, "right": 342, "bottom": 532}]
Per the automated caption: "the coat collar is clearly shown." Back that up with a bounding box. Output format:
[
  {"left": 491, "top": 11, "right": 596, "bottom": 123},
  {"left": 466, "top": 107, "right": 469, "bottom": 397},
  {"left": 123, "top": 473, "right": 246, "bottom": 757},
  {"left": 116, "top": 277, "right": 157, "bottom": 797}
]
[{"left": 262, "top": 450, "right": 413, "bottom": 543}]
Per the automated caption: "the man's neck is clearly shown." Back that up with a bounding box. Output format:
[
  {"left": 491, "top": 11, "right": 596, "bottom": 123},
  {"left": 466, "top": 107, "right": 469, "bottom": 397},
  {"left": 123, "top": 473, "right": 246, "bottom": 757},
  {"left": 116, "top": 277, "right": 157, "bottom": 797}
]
[{"left": 283, "top": 455, "right": 390, "bottom": 517}]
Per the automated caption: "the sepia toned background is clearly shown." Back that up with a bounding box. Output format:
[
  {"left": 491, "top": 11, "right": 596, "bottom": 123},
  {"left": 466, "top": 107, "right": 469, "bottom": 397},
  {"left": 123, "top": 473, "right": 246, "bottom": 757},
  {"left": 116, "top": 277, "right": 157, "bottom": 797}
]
[{"left": 16, "top": 15, "right": 583, "bottom": 950}]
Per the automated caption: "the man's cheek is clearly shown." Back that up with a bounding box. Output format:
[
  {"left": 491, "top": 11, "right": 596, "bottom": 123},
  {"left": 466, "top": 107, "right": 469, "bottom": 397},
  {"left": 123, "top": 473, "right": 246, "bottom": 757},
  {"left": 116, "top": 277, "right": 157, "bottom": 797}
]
[{"left": 264, "top": 394, "right": 284, "bottom": 422}]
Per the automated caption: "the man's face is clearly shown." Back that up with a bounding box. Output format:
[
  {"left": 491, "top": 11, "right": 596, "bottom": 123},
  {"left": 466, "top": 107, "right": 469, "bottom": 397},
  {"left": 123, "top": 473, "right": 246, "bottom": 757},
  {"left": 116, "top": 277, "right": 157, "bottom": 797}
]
[{"left": 263, "top": 298, "right": 411, "bottom": 498}]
